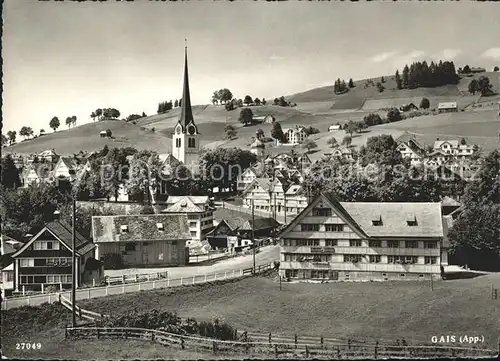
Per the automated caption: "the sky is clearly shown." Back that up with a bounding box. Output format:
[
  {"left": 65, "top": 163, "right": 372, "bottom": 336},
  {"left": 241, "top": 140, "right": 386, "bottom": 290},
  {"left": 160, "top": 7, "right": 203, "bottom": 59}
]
[{"left": 2, "top": 1, "right": 500, "bottom": 134}]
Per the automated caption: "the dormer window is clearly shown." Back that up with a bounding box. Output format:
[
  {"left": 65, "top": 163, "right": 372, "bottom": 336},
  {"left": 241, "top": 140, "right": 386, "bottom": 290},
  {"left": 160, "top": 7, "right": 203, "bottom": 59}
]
[
  {"left": 372, "top": 216, "right": 383, "bottom": 226},
  {"left": 156, "top": 223, "right": 164, "bottom": 231},
  {"left": 120, "top": 225, "right": 128, "bottom": 233},
  {"left": 407, "top": 215, "right": 418, "bottom": 226},
  {"left": 180, "top": 201, "right": 187, "bottom": 207}
]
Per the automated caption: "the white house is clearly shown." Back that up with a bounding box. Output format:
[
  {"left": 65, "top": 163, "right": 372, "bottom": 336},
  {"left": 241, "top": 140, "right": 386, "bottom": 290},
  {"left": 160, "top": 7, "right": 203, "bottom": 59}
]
[
  {"left": 433, "top": 140, "right": 476, "bottom": 159},
  {"left": 328, "top": 125, "right": 341, "bottom": 132},
  {"left": 250, "top": 138, "right": 266, "bottom": 158},
  {"left": 397, "top": 138, "right": 426, "bottom": 165},
  {"left": 53, "top": 157, "right": 79, "bottom": 181},
  {"left": 437, "top": 102, "right": 458, "bottom": 113},
  {"left": 279, "top": 126, "right": 308, "bottom": 146}
]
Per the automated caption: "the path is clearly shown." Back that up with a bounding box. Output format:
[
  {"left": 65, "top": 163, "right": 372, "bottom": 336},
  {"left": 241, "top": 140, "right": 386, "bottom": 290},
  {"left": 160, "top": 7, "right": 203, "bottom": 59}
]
[{"left": 105, "top": 245, "right": 280, "bottom": 279}]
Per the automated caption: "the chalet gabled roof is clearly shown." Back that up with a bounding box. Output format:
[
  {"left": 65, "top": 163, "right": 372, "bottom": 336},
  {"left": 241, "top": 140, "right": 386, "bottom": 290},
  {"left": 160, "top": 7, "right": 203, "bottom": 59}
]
[
  {"left": 92, "top": 214, "right": 191, "bottom": 243},
  {"left": 163, "top": 196, "right": 208, "bottom": 213}
]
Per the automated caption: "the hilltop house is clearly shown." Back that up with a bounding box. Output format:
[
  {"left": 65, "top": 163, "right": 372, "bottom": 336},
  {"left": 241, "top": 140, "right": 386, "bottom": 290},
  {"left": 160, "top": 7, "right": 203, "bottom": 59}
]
[
  {"left": 328, "top": 125, "right": 341, "bottom": 132},
  {"left": 278, "top": 193, "right": 447, "bottom": 282},
  {"left": 9, "top": 218, "right": 98, "bottom": 292},
  {"left": 264, "top": 114, "right": 276, "bottom": 124},
  {"left": 278, "top": 126, "right": 308, "bottom": 146},
  {"left": 92, "top": 214, "right": 190, "bottom": 267},
  {"left": 161, "top": 196, "right": 214, "bottom": 246},
  {"left": 206, "top": 217, "right": 279, "bottom": 252},
  {"left": 437, "top": 102, "right": 458, "bottom": 113}
]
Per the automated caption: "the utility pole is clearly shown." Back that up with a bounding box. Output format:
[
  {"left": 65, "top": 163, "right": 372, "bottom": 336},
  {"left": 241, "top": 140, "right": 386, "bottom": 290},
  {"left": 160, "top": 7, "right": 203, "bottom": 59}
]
[
  {"left": 284, "top": 188, "right": 287, "bottom": 225},
  {"left": 71, "top": 198, "right": 77, "bottom": 327},
  {"left": 252, "top": 199, "right": 256, "bottom": 274}
]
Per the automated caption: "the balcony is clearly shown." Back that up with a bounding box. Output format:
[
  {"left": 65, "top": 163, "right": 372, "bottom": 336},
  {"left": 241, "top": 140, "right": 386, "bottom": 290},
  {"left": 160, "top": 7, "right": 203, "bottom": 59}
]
[{"left": 280, "top": 261, "right": 441, "bottom": 273}]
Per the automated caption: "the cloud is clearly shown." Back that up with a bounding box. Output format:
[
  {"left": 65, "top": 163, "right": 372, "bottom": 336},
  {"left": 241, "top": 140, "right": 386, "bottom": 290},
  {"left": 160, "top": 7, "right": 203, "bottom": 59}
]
[
  {"left": 481, "top": 47, "right": 500, "bottom": 60},
  {"left": 409, "top": 50, "right": 425, "bottom": 59},
  {"left": 435, "top": 48, "right": 462, "bottom": 60},
  {"left": 370, "top": 51, "right": 398, "bottom": 63},
  {"left": 391, "top": 50, "right": 426, "bottom": 68}
]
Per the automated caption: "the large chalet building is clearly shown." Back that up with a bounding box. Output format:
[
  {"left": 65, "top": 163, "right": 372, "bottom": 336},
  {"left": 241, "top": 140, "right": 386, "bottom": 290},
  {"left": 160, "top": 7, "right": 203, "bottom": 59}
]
[{"left": 278, "top": 193, "right": 448, "bottom": 281}]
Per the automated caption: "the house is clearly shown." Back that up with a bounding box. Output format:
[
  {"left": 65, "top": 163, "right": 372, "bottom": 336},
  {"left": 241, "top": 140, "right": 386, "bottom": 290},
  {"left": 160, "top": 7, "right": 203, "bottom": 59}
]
[
  {"left": 92, "top": 214, "right": 190, "bottom": 267},
  {"left": 278, "top": 193, "right": 447, "bottom": 281},
  {"left": 279, "top": 126, "right": 308, "bottom": 146},
  {"left": 242, "top": 178, "right": 273, "bottom": 211},
  {"left": 437, "top": 102, "right": 458, "bottom": 113},
  {"left": 470, "top": 67, "right": 486, "bottom": 73},
  {"left": 9, "top": 217, "right": 97, "bottom": 292},
  {"left": 206, "top": 217, "right": 279, "bottom": 252},
  {"left": 327, "top": 147, "right": 353, "bottom": 160},
  {"left": 397, "top": 138, "right": 426, "bottom": 165},
  {"left": 399, "top": 103, "right": 419, "bottom": 112},
  {"left": 99, "top": 131, "right": 107, "bottom": 138},
  {"left": 425, "top": 150, "right": 453, "bottom": 165},
  {"left": 38, "top": 149, "right": 59, "bottom": 163},
  {"left": 250, "top": 138, "right": 266, "bottom": 158},
  {"left": 237, "top": 167, "right": 262, "bottom": 192},
  {"left": 161, "top": 196, "right": 214, "bottom": 246},
  {"left": 441, "top": 196, "right": 462, "bottom": 216},
  {"left": 284, "top": 184, "right": 309, "bottom": 218},
  {"left": 53, "top": 156, "right": 80, "bottom": 181},
  {"left": 433, "top": 139, "right": 477, "bottom": 159},
  {"left": 264, "top": 114, "right": 276, "bottom": 124},
  {"left": 252, "top": 116, "right": 266, "bottom": 123},
  {"left": 1, "top": 235, "right": 23, "bottom": 298},
  {"left": 328, "top": 125, "right": 341, "bottom": 132},
  {"left": 21, "top": 163, "right": 54, "bottom": 187}
]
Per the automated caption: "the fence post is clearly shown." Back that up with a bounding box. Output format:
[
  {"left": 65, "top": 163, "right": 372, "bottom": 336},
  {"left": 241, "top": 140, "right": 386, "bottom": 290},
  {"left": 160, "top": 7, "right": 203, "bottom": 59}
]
[
  {"left": 105, "top": 286, "right": 108, "bottom": 296},
  {"left": 375, "top": 341, "right": 379, "bottom": 359},
  {"left": 97, "top": 328, "right": 100, "bottom": 340},
  {"left": 213, "top": 341, "right": 217, "bottom": 354},
  {"left": 135, "top": 274, "right": 138, "bottom": 283},
  {"left": 138, "top": 282, "right": 141, "bottom": 291},
  {"left": 151, "top": 331, "right": 155, "bottom": 342},
  {"left": 192, "top": 276, "right": 195, "bottom": 285},
  {"left": 125, "top": 329, "right": 128, "bottom": 339},
  {"left": 153, "top": 280, "right": 156, "bottom": 289},
  {"left": 337, "top": 345, "right": 340, "bottom": 359},
  {"left": 41, "top": 283, "right": 44, "bottom": 294},
  {"left": 321, "top": 336, "right": 324, "bottom": 349},
  {"left": 27, "top": 296, "right": 31, "bottom": 306},
  {"left": 214, "top": 273, "right": 217, "bottom": 281},
  {"left": 275, "top": 344, "right": 278, "bottom": 357},
  {"left": 294, "top": 334, "right": 297, "bottom": 349},
  {"left": 88, "top": 288, "right": 91, "bottom": 299},
  {"left": 305, "top": 345, "right": 309, "bottom": 358},
  {"left": 269, "top": 332, "right": 272, "bottom": 344},
  {"left": 122, "top": 284, "right": 125, "bottom": 293},
  {"left": 181, "top": 337, "right": 185, "bottom": 349},
  {"left": 348, "top": 339, "right": 351, "bottom": 350},
  {"left": 122, "top": 275, "right": 125, "bottom": 284},
  {"left": 180, "top": 277, "right": 183, "bottom": 286},
  {"left": 22, "top": 285, "right": 25, "bottom": 296},
  {"left": 205, "top": 274, "right": 207, "bottom": 283},
  {"left": 59, "top": 282, "right": 63, "bottom": 291},
  {"left": 93, "top": 278, "right": 96, "bottom": 287}
]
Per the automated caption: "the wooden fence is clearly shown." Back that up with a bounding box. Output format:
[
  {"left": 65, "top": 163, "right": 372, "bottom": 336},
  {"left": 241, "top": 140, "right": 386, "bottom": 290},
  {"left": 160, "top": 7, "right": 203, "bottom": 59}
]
[
  {"left": 104, "top": 271, "right": 168, "bottom": 286},
  {"left": 2, "top": 263, "right": 275, "bottom": 310},
  {"left": 65, "top": 327, "right": 498, "bottom": 359}
]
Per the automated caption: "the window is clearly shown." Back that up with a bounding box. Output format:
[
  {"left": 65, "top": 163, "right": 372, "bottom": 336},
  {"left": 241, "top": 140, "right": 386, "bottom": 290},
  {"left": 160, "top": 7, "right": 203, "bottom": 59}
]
[
  {"left": 285, "top": 270, "right": 298, "bottom": 278},
  {"left": 405, "top": 241, "right": 418, "bottom": 249},
  {"left": 407, "top": 220, "right": 418, "bottom": 226},
  {"left": 20, "top": 275, "right": 34, "bottom": 284},
  {"left": 188, "top": 138, "right": 196, "bottom": 148},
  {"left": 34, "top": 259, "right": 46, "bottom": 266},
  {"left": 369, "top": 240, "right": 381, "bottom": 248},
  {"left": 388, "top": 256, "right": 418, "bottom": 264},
  {"left": 301, "top": 224, "right": 319, "bottom": 232},
  {"left": 424, "top": 241, "right": 438, "bottom": 249},
  {"left": 349, "top": 240, "right": 362, "bottom": 247},
  {"left": 325, "top": 239, "right": 337, "bottom": 247},
  {"left": 325, "top": 224, "right": 344, "bottom": 232},
  {"left": 20, "top": 259, "right": 34, "bottom": 267},
  {"left": 172, "top": 241, "right": 177, "bottom": 246},
  {"left": 120, "top": 225, "right": 128, "bottom": 233},
  {"left": 190, "top": 231, "right": 197, "bottom": 237},
  {"left": 425, "top": 256, "right": 437, "bottom": 264},
  {"left": 47, "top": 242, "right": 53, "bottom": 250},
  {"left": 387, "top": 241, "right": 399, "bottom": 248},
  {"left": 400, "top": 274, "right": 406, "bottom": 278},
  {"left": 125, "top": 243, "right": 136, "bottom": 252},
  {"left": 369, "top": 255, "right": 381, "bottom": 263},
  {"left": 312, "top": 208, "right": 332, "bottom": 217},
  {"left": 5, "top": 272, "right": 13, "bottom": 282},
  {"left": 344, "top": 254, "right": 363, "bottom": 263},
  {"left": 33, "top": 241, "right": 60, "bottom": 250},
  {"left": 372, "top": 217, "right": 383, "bottom": 226},
  {"left": 296, "top": 239, "right": 320, "bottom": 246},
  {"left": 34, "top": 276, "right": 47, "bottom": 284}
]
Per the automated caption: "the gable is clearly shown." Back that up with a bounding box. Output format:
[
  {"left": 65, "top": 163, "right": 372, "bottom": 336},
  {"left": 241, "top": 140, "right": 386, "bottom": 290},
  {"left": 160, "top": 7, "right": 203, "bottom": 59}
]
[{"left": 11, "top": 228, "right": 73, "bottom": 258}]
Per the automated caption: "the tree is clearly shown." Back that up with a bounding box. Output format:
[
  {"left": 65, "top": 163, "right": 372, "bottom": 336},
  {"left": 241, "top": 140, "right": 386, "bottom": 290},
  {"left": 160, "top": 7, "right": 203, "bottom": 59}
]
[
  {"left": 125, "top": 150, "right": 162, "bottom": 205},
  {"left": 343, "top": 120, "right": 360, "bottom": 137},
  {"left": 50, "top": 117, "right": 60, "bottom": 132},
  {"left": 304, "top": 126, "right": 320, "bottom": 136},
  {"left": 71, "top": 116, "right": 77, "bottom": 127},
  {"left": 1, "top": 155, "right": 21, "bottom": 189},
  {"left": 348, "top": 78, "right": 355, "bottom": 88},
  {"left": 142, "top": 112, "right": 147, "bottom": 118},
  {"left": 174, "top": 99, "right": 179, "bottom": 108},
  {"left": 126, "top": 114, "right": 143, "bottom": 122},
  {"left": 327, "top": 137, "right": 338, "bottom": 148},
  {"left": 494, "top": 66, "right": 499, "bottom": 72},
  {"left": 278, "top": 96, "right": 288, "bottom": 107},
  {"left": 1, "top": 134, "right": 8, "bottom": 146},
  {"left": 40, "top": 129, "right": 45, "bottom": 134},
  {"left": 386, "top": 108, "right": 402, "bottom": 122},
  {"left": 66, "top": 117, "right": 72, "bottom": 129},
  {"left": 363, "top": 113, "right": 383, "bottom": 127},
  {"left": 271, "top": 121, "right": 287, "bottom": 143},
  {"left": 219, "top": 89, "right": 233, "bottom": 104},
  {"left": 244, "top": 95, "right": 253, "bottom": 105},
  {"left": 106, "top": 129, "right": 112, "bottom": 137},
  {"left": 211, "top": 91, "right": 220, "bottom": 105},
  {"left": 224, "top": 125, "right": 237, "bottom": 140},
  {"left": 402, "top": 65, "right": 409, "bottom": 88},
  {"left": 238, "top": 108, "right": 253, "bottom": 125},
  {"left": 334, "top": 78, "right": 348, "bottom": 94},
  {"left": 254, "top": 97, "right": 261, "bottom": 106},
  {"left": 91, "top": 112, "right": 97, "bottom": 122},
  {"left": 225, "top": 101, "right": 235, "bottom": 111},
  {"left": 255, "top": 128, "right": 264, "bottom": 139},
  {"left": 462, "top": 65, "right": 471, "bottom": 74},
  {"left": 468, "top": 79, "right": 479, "bottom": 94},
  {"left": 341, "top": 135, "right": 352, "bottom": 147},
  {"left": 395, "top": 70, "right": 403, "bottom": 89},
  {"left": 95, "top": 109, "right": 103, "bottom": 121},
  {"left": 6, "top": 131, "right": 16, "bottom": 145},
  {"left": 301, "top": 138, "right": 317, "bottom": 153},
  {"left": 460, "top": 137, "right": 467, "bottom": 145},
  {"left": 477, "top": 76, "right": 493, "bottom": 95},
  {"left": 376, "top": 82, "right": 385, "bottom": 92},
  {"left": 420, "top": 97, "right": 430, "bottom": 109},
  {"left": 19, "top": 126, "right": 33, "bottom": 139},
  {"left": 380, "top": 76, "right": 385, "bottom": 83},
  {"left": 261, "top": 98, "right": 267, "bottom": 105},
  {"left": 358, "top": 134, "right": 403, "bottom": 167}
]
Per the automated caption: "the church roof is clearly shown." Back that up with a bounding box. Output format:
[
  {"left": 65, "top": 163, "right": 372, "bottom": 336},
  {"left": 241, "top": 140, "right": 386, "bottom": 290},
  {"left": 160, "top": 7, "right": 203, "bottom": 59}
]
[{"left": 178, "top": 46, "right": 195, "bottom": 129}]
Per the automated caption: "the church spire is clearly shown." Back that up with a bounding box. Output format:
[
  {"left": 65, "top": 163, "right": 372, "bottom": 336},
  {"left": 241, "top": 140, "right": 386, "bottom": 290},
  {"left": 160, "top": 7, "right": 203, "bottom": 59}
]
[{"left": 179, "top": 40, "right": 194, "bottom": 128}]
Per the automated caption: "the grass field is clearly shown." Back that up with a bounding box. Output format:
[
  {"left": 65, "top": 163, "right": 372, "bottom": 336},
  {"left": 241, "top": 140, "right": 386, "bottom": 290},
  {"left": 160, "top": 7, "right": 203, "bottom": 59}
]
[{"left": 74, "top": 273, "right": 500, "bottom": 349}]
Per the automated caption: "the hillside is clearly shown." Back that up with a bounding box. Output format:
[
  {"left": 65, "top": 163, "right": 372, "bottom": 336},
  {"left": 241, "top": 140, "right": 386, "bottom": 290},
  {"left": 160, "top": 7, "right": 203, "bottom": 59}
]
[{"left": 4, "top": 71, "right": 500, "bottom": 157}]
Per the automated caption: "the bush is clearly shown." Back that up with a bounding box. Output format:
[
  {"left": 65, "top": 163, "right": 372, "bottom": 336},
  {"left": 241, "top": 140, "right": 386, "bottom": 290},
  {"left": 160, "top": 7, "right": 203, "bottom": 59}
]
[
  {"left": 101, "top": 253, "right": 124, "bottom": 270},
  {"left": 386, "top": 108, "right": 402, "bottom": 122},
  {"left": 140, "top": 205, "right": 155, "bottom": 214},
  {"left": 151, "top": 127, "right": 155, "bottom": 132}
]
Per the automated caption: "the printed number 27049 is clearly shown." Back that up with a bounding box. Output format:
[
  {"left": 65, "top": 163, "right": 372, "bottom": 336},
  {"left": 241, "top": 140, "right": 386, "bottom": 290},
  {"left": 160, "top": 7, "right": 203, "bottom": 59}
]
[{"left": 16, "top": 343, "right": 42, "bottom": 350}]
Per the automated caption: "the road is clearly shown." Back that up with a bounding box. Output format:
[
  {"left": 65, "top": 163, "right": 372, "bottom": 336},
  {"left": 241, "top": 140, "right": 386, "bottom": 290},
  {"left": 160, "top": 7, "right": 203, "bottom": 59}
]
[{"left": 105, "top": 245, "right": 280, "bottom": 279}]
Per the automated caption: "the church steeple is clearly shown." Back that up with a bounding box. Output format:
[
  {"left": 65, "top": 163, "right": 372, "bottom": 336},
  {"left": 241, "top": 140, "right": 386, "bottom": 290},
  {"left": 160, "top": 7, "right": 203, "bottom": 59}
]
[{"left": 179, "top": 41, "right": 195, "bottom": 128}]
